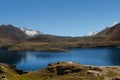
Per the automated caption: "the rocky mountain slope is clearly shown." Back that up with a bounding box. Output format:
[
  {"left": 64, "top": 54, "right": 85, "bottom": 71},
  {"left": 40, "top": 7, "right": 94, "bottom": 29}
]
[
  {"left": 96, "top": 22, "right": 120, "bottom": 41},
  {"left": 0, "top": 24, "right": 28, "bottom": 41}
]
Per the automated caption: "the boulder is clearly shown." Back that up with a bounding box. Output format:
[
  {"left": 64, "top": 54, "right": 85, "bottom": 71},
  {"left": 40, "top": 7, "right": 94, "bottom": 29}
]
[{"left": 46, "top": 62, "right": 84, "bottom": 75}]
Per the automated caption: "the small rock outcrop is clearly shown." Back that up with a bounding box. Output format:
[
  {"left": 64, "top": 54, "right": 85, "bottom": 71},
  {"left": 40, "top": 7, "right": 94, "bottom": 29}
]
[{"left": 46, "top": 62, "right": 84, "bottom": 75}]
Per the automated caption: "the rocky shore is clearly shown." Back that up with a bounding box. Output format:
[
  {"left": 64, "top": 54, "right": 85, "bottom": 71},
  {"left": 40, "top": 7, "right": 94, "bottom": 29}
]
[{"left": 0, "top": 62, "right": 120, "bottom": 80}]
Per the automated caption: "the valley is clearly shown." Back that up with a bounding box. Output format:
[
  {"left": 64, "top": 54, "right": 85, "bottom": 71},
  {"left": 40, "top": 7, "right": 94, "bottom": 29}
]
[{"left": 0, "top": 22, "right": 120, "bottom": 80}]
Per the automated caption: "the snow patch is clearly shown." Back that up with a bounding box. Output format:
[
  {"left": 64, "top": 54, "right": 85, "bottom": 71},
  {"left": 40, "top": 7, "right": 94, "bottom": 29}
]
[
  {"left": 20, "top": 27, "right": 42, "bottom": 36},
  {"left": 86, "top": 31, "right": 98, "bottom": 36},
  {"left": 108, "top": 21, "right": 120, "bottom": 28}
]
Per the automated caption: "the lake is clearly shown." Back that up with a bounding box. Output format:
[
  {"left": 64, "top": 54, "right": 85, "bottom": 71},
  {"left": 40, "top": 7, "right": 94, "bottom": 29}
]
[{"left": 0, "top": 48, "right": 120, "bottom": 71}]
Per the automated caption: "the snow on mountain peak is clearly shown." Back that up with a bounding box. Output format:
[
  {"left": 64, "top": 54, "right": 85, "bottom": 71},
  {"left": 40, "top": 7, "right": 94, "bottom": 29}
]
[
  {"left": 108, "top": 21, "right": 120, "bottom": 28},
  {"left": 86, "top": 31, "right": 98, "bottom": 36},
  {"left": 20, "top": 27, "right": 42, "bottom": 36}
]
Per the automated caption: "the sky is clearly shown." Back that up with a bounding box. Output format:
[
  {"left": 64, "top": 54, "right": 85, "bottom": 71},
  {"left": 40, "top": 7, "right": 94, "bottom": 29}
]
[{"left": 0, "top": 0, "right": 120, "bottom": 36}]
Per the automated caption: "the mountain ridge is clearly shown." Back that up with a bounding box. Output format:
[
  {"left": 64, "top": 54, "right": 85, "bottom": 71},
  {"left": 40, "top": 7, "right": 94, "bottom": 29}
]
[
  {"left": 0, "top": 24, "right": 28, "bottom": 41},
  {"left": 96, "top": 21, "right": 120, "bottom": 41},
  {"left": 0, "top": 22, "right": 119, "bottom": 51}
]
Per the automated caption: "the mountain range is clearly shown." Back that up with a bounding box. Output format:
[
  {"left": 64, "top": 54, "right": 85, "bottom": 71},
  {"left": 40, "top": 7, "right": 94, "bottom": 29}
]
[
  {"left": 0, "top": 22, "right": 119, "bottom": 51},
  {"left": 0, "top": 22, "right": 120, "bottom": 41}
]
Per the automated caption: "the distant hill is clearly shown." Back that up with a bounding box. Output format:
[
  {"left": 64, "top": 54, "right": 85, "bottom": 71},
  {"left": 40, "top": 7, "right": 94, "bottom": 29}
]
[
  {"left": 28, "top": 34, "right": 75, "bottom": 42},
  {"left": 96, "top": 22, "right": 120, "bottom": 41},
  {"left": 0, "top": 24, "right": 28, "bottom": 41}
]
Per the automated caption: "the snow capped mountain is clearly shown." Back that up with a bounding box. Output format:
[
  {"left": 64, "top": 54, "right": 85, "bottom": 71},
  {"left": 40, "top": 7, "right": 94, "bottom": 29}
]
[
  {"left": 20, "top": 27, "right": 43, "bottom": 37},
  {"left": 86, "top": 31, "right": 98, "bottom": 36},
  {"left": 0, "top": 24, "right": 28, "bottom": 40}
]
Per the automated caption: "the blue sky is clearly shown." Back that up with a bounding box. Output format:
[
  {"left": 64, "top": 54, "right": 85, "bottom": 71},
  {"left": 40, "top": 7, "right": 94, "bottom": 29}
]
[{"left": 0, "top": 0, "right": 120, "bottom": 36}]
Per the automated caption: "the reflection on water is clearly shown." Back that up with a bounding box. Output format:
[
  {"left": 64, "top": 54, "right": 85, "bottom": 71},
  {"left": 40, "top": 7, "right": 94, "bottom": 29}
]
[
  {"left": 0, "top": 50, "right": 26, "bottom": 64},
  {"left": 0, "top": 48, "right": 120, "bottom": 71},
  {"left": 109, "top": 48, "right": 120, "bottom": 65}
]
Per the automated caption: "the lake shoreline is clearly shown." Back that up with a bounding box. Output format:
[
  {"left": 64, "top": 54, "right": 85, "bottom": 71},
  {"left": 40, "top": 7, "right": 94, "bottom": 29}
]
[
  {"left": 0, "top": 43, "right": 119, "bottom": 52},
  {"left": 0, "top": 40, "right": 120, "bottom": 52},
  {"left": 0, "top": 62, "right": 120, "bottom": 80},
  {"left": 0, "top": 48, "right": 120, "bottom": 71}
]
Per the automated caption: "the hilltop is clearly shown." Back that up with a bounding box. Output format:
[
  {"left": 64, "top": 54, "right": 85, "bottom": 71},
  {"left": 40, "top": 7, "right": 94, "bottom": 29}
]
[{"left": 0, "top": 24, "right": 28, "bottom": 41}]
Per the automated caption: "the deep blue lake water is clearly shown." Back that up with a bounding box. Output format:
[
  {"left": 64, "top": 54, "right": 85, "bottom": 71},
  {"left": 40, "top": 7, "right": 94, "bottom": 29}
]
[{"left": 0, "top": 48, "right": 120, "bottom": 71}]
